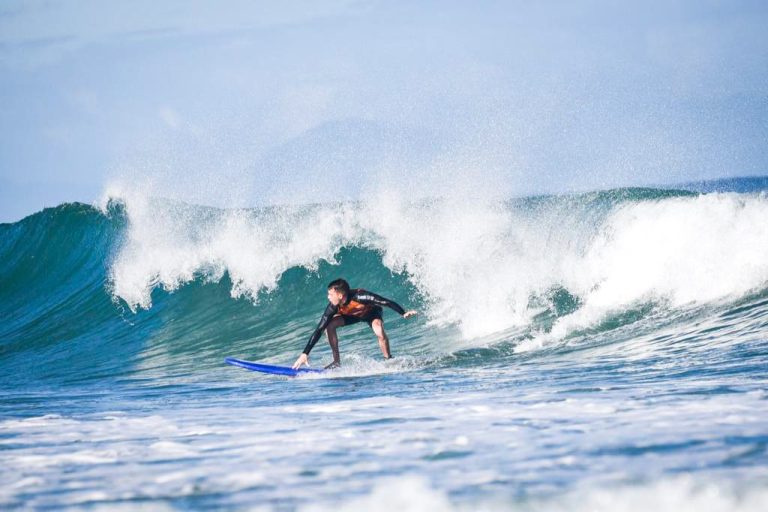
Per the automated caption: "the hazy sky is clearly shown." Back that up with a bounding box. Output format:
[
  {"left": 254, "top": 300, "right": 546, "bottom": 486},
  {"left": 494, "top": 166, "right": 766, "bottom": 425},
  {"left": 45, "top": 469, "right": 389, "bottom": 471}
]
[{"left": 1, "top": 0, "right": 767, "bottom": 221}]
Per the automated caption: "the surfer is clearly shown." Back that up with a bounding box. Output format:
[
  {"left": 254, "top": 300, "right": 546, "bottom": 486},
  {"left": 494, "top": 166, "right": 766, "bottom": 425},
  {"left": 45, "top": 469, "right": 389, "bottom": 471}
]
[{"left": 292, "top": 278, "right": 417, "bottom": 370}]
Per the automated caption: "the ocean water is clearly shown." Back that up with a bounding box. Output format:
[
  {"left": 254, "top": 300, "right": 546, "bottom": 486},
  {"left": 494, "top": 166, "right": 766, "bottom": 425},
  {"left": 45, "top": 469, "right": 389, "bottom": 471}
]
[{"left": 1, "top": 178, "right": 767, "bottom": 510}]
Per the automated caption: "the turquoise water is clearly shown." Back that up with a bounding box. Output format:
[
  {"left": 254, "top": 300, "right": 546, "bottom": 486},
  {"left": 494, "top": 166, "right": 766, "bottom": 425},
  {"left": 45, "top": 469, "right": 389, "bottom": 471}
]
[{"left": 2, "top": 180, "right": 768, "bottom": 510}]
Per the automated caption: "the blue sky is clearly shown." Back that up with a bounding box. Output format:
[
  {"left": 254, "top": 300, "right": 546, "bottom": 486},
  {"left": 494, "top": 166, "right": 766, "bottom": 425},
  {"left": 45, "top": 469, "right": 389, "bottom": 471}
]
[{"left": 1, "top": 0, "right": 767, "bottom": 222}]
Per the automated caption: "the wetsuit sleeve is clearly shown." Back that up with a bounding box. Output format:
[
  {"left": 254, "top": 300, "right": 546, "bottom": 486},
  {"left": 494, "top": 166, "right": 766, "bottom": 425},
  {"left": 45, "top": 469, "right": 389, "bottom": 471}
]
[
  {"left": 303, "top": 302, "right": 338, "bottom": 355},
  {"left": 353, "top": 290, "right": 407, "bottom": 316}
]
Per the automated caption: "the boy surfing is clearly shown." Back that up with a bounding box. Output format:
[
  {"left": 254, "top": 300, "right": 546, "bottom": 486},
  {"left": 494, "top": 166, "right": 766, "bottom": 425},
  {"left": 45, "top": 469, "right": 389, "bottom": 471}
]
[{"left": 292, "top": 279, "right": 417, "bottom": 370}]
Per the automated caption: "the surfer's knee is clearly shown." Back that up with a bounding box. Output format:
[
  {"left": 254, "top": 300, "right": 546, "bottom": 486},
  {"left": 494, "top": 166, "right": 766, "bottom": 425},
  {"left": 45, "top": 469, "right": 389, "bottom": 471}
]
[{"left": 371, "top": 319, "right": 386, "bottom": 338}]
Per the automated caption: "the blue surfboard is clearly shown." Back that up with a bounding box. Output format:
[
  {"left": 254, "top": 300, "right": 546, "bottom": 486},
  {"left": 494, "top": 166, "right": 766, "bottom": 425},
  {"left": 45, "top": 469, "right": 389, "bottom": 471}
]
[{"left": 225, "top": 357, "right": 325, "bottom": 377}]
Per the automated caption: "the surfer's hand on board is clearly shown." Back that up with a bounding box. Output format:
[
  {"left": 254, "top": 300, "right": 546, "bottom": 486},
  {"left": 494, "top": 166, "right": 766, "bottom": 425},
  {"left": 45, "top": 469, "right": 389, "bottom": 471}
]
[
  {"left": 292, "top": 353, "right": 309, "bottom": 370},
  {"left": 403, "top": 310, "right": 418, "bottom": 319}
]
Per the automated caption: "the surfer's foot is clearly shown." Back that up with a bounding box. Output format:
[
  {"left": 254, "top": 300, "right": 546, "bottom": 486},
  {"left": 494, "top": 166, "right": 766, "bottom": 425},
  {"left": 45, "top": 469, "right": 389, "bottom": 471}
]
[
  {"left": 384, "top": 356, "right": 394, "bottom": 362},
  {"left": 324, "top": 361, "right": 341, "bottom": 370}
]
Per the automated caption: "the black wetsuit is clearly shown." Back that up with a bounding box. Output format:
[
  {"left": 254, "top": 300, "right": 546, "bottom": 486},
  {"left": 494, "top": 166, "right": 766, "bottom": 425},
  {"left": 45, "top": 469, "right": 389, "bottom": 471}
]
[{"left": 302, "top": 289, "right": 406, "bottom": 355}]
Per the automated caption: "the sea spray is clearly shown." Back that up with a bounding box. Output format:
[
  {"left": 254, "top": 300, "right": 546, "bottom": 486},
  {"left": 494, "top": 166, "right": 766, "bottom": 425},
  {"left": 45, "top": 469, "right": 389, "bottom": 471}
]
[{"left": 103, "top": 187, "right": 768, "bottom": 345}]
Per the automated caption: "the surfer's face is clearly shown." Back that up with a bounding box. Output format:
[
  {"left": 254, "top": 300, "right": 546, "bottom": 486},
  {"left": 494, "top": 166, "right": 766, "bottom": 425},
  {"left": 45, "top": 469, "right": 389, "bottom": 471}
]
[{"left": 327, "top": 288, "right": 345, "bottom": 305}]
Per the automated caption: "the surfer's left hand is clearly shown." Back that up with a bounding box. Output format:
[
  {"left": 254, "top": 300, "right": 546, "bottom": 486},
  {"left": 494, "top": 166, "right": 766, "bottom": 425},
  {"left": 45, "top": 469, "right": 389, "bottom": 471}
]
[
  {"left": 403, "top": 310, "right": 418, "bottom": 319},
  {"left": 292, "top": 353, "right": 309, "bottom": 370}
]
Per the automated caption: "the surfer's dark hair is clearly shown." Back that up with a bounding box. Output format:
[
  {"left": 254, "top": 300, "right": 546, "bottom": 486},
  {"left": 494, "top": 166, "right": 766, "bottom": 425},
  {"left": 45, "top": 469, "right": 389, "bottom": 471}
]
[{"left": 327, "top": 278, "right": 350, "bottom": 295}]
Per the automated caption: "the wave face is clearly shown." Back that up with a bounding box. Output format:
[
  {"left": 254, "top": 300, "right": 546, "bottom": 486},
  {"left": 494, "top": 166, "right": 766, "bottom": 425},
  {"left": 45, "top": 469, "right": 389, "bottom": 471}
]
[{"left": 2, "top": 179, "right": 768, "bottom": 384}]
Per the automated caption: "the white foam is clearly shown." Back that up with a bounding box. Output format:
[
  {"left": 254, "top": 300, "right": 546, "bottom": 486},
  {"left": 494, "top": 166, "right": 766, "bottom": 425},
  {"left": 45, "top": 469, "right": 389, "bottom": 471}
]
[
  {"left": 302, "top": 476, "right": 454, "bottom": 512},
  {"left": 101, "top": 185, "right": 768, "bottom": 345},
  {"left": 4, "top": 388, "right": 768, "bottom": 509},
  {"left": 546, "top": 193, "right": 768, "bottom": 341},
  {"left": 301, "top": 475, "right": 768, "bottom": 512},
  {"left": 297, "top": 353, "right": 426, "bottom": 379},
  {"left": 102, "top": 182, "right": 365, "bottom": 311}
]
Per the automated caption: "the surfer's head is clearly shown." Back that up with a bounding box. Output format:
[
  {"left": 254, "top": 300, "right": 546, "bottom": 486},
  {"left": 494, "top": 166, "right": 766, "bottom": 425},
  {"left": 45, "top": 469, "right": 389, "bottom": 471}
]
[{"left": 327, "top": 278, "right": 350, "bottom": 305}]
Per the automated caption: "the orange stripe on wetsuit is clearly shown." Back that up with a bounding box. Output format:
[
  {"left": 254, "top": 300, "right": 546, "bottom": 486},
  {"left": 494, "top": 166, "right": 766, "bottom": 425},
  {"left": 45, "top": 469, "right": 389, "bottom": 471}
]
[{"left": 338, "top": 296, "right": 374, "bottom": 317}]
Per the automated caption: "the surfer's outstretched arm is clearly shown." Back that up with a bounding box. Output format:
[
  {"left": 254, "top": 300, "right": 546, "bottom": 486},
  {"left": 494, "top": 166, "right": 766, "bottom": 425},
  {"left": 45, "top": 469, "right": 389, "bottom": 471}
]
[
  {"left": 354, "top": 290, "right": 417, "bottom": 318},
  {"left": 293, "top": 302, "right": 338, "bottom": 369}
]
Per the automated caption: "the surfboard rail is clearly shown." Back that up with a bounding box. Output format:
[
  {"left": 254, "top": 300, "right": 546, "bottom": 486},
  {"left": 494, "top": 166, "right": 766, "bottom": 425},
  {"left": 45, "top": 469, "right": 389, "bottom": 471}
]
[{"left": 225, "top": 357, "right": 325, "bottom": 376}]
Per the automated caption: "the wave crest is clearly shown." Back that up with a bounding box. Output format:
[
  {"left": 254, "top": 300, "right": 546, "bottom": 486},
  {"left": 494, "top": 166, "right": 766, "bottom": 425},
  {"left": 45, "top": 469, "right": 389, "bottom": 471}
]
[{"left": 105, "top": 187, "right": 768, "bottom": 342}]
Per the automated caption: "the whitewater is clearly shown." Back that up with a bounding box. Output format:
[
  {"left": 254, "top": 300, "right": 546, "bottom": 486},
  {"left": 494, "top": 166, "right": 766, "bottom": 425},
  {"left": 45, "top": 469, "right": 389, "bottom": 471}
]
[{"left": 1, "top": 178, "right": 767, "bottom": 510}]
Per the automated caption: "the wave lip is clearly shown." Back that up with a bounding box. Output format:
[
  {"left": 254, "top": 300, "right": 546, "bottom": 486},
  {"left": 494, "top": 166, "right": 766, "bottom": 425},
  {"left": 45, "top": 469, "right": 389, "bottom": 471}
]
[{"left": 103, "top": 185, "right": 768, "bottom": 341}]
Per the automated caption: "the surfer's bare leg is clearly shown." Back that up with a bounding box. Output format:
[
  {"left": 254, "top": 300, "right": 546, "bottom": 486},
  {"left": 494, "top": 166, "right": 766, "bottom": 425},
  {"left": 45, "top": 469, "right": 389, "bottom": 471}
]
[
  {"left": 371, "top": 319, "right": 392, "bottom": 359},
  {"left": 326, "top": 316, "right": 345, "bottom": 365}
]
